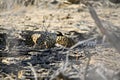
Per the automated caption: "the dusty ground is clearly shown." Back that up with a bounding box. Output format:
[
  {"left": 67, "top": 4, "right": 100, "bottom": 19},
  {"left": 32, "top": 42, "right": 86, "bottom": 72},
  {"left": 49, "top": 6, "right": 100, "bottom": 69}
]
[{"left": 0, "top": 0, "right": 120, "bottom": 80}]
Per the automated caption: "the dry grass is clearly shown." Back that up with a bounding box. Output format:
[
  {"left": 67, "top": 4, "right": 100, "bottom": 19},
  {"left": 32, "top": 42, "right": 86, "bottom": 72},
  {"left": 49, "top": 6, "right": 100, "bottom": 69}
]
[{"left": 0, "top": 0, "right": 120, "bottom": 80}]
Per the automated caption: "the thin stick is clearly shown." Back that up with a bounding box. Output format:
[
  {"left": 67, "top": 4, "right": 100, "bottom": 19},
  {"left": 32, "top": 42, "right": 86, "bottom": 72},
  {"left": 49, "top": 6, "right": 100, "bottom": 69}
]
[
  {"left": 83, "top": 51, "right": 91, "bottom": 80},
  {"left": 27, "top": 62, "right": 37, "bottom": 80},
  {"left": 70, "top": 37, "right": 97, "bottom": 49}
]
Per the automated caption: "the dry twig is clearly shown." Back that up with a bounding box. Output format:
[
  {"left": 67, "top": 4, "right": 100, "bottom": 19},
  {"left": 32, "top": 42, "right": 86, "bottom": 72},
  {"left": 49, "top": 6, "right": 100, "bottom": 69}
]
[{"left": 27, "top": 62, "right": 37, "bottom": 80}]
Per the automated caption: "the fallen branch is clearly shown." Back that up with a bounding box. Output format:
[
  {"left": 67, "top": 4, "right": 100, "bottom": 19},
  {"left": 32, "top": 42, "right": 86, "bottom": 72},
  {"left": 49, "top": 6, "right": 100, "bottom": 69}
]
[{"left": 88, "top": 6, "right": 120, "bottom": 53}]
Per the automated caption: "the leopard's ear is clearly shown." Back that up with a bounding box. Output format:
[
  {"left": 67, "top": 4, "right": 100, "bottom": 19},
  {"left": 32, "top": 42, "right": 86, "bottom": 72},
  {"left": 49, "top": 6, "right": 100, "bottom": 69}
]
[{"left": 56, "top": 31, "right": 63, "bottom": 36}]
